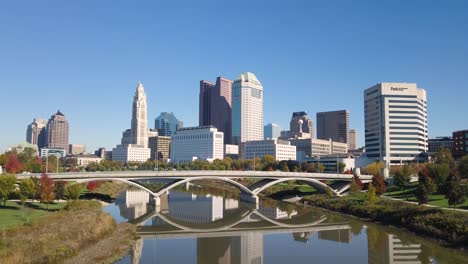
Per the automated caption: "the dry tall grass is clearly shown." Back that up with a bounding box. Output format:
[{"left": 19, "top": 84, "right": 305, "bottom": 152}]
[{"left": 0, "top": 200, "right": 135, "bottom": 264}]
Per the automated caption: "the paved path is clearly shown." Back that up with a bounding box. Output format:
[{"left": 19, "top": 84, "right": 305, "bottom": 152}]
[{"left": 381, "top": 195, "right": 468, "bottom": 212}]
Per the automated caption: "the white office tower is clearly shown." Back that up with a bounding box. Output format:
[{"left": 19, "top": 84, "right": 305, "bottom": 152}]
[
  {"left": 170, "top": 126, "right": 224, "bottom": 163},
  {"left": 232, "top": 72, "right": 264, "bottom": 144},
  {"left": 112, "top": 83, "right": 151, "bottom": 163},
  {"left": 364, "top": 83, "right": 428, "bottom": 166}
]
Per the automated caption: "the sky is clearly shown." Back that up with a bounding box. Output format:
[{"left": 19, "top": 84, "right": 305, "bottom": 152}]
[{"left": 1, "top": 0, "right": 467, "bottom": 152}]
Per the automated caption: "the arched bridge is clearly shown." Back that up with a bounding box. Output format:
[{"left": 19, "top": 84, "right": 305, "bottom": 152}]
[{"left": 18, "top": 170, "right": 373, "bottom": 204}]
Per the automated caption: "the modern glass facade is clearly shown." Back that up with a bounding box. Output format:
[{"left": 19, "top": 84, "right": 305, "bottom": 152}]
[{"left": 155, "top": 112, "right": 184, "bottom": 137}]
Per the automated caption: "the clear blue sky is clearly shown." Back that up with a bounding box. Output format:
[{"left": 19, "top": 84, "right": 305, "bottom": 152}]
[{"left": 1, "top": 0, "right": 467, "bottom": 152}]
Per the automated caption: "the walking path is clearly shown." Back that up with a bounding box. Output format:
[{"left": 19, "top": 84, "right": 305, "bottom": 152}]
[{"left": 381, "top": 195, "right": 468, "bottom": 212}]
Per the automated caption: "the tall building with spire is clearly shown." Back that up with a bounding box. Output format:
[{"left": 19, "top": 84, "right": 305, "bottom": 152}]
[
  {"left": 112, "top": 83, "right": 151, "bottom": 163},
  {"left": 232, "top": 72, "right": 264, "bottom": 144},
  {"left": 45, "top": 110, "right": 69, "bottom": 153},
  {"left": 131, "top": 83, "right": 148, "bottom": 147}
]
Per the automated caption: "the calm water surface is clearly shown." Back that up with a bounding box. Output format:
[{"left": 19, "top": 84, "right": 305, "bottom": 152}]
[{"left": 104, "top": 186, "right": 468, "bottom": 264}]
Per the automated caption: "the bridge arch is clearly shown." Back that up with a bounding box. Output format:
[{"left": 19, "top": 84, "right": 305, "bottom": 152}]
[
  {"left": 153, "top": 176, "right": 257, "bottom": 198},
  {"left": 72, "top": 178, "right": 157, "bottom": 197},
  {"left": 250, "top": 178, "right": 340, "bottom": 196}
]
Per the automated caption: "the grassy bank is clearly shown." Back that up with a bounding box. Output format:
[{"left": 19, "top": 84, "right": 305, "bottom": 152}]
[
  {"left": 0, "top": 201, "right": 67, "bottom": 228},
  {"left": 0, "top": 200, "right": 136, "bottom": 264},
  {"left": 303, "top": 194, "right": 468, "bottom": 248},
  {"left": 385, "top": 185, "right": 468, "bottom": 209}
]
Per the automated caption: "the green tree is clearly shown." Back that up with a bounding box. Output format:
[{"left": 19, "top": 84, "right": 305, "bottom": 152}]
[
  {"left": 428, "top": 163, "right": 450, "bottom": 193},
  {"left": 0, "top": 174, "right": 17, "bottom": 206},
  {"left": 19, "top": 178, "right": 36, "bottom": 204},
  {"left": 457, "top": 155, "right": 468, "bottom": 179},
  {"left": 366, "top": 183, "right": 378, "bottom": 205},
  {"left": 431, "top": 147, "right": 455, "bottom": 169},
  {"left": 445, "top": 175, "right": 467, "bottom": 210},
  {"left": 338, "top": 162, "right": 346, "bottom": 174},
  {"left": 65, "top": 184, "right": 84, "bottom": 200},
  {"left": 415, "top": 183, "right": 429, "bottom": 205},
  {"left": 316, "top": 163, "right": 325, "bottom": 173},
  {"left": 54, "top": 181, "right": 67, "bottom": 200},
  {"left": 393, "top": 165, "right": 411, "bottom": 192}
]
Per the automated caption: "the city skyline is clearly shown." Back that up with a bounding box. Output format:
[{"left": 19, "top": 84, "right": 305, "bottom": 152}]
[{"left": 1, "top": 1, "right": 467, "bottom": 152}]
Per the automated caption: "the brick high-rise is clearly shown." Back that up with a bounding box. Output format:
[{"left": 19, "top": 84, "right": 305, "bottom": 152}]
[
  {"left": 199, "top": 77, "right": 233, "bottom": 144},
  {"left": 46, "top": 110, "right": 69, "bottom": 153}
]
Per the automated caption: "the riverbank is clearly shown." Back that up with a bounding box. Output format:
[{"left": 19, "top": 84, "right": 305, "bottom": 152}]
[
  {"left": 0, "top": 200, "right": 136, "bottom": 264},
  {"left": 302, "top": 194, "right": 468, "bottom": 249}
]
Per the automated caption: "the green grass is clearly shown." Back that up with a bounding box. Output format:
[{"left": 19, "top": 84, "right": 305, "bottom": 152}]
[
  {"left": 385, "top": 185, "right": 468, "bottom": 210},
  {"left": 0, "top": 201, "right": 66, "bottom": 228}
]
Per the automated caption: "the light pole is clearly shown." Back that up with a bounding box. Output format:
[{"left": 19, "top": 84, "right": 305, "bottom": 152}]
[
  {"left": 45, "top": 155, "right": 49, "bottom": 174},
  {"left": 336, "top": 155, "right": 339, "bottom": 175},
  {"left": 253, "top": 152, "right": 256, "bottom": 171}
]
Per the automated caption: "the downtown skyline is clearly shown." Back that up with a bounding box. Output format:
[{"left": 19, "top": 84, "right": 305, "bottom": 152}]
[{"left": 1, "top": 1, "right": 467, "bottom": 152}]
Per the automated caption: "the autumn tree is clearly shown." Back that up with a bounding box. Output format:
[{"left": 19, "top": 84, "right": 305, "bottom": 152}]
[
  {"left": 350, "top": 178, "right": 361, "bottom": 195},
  {"left": 457, "top": 155, "right": 468, "bottom": 179},
  {"left": 366, "top": 183, "right": 378, "bottom": 205},
  {"left": 39, "top": 174, "right": 55, "bottom": 208},
  {"left": 5, "top": 154, "right": 22, "bottom": 174},
  {"left": 0, "top": 174, "right": 17, "bottom": 206},
  {"left": 415, "top": 168, "right": 436, "bottom": 205},
  {"left": 364, "top": 162, "right": 385, "bottom": 177},
  {"left": 431, "top": 147, "right": 455, "bottom": 169},
  {"left": 87, "top": 181, "right": 97, "bottom": 191},
  {"left": 353, "top": 174, "right": 364, "bottom": 189},
  {"left": 371, "top": 175, "right": 386, "bottom": 195}
]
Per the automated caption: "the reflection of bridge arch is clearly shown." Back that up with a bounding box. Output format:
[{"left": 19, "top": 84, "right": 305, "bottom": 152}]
[
  {"left": 154, "top": 176, "right": 257, "bottom": 198},
  {"left": 249, "top": 178, "right": 338, "bottom": 196},
  {"left": 252, "top": 212, "right": 327, "bottom": 228},
  {"left": 156, "top": 209, "right": 255, "bottom": 232},
  {"left": 72, "top": 178, "right": 157, "bottom": 197},
  {"left": 135, "top": 208, "right": 328, "bottom": 232}
]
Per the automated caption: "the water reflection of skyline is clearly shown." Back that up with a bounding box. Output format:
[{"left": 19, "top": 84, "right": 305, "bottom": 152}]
[{"left": 113, "top": 189, "right": 462, "bottom": 264}]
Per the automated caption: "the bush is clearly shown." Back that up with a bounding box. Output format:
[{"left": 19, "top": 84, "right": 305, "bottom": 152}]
[{"left": 303, "top": 195, "right": 468, "bottom": 246}]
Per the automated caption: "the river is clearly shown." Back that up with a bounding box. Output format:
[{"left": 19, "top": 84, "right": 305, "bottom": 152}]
[{"left": 103, "top": 185, "right": 468, "bottom": 264}]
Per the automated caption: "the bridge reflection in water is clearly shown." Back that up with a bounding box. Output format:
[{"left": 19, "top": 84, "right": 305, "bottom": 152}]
[{"left": 113, "top": 189, "right": 430, "bottom": 264}]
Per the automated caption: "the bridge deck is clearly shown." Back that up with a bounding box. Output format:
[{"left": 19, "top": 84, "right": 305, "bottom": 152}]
[{"left": 17, "top": 170, "right": 373, "bottom": 181}]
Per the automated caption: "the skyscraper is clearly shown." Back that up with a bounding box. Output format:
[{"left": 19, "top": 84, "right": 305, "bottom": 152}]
[
  {"left": 232, "top": 72, "right": 263, "bottom": 144},
  {"left": 364, "top": 82, "right": 428, "bottom": 166},
  {"left": 46, "top": 110, "right": 69, "bottom": 153},
  {"left": 264, "top": 123, "right": 281, "bottom": 140},
  {"left": 112, "top": 83, "right": 151, "bottom": 162},
  {"left": 199, "top": 77, "right": 233, "bottom": 144},
  {"left": 154, "top": 112, "right": 183, "bottom": 137},
  {"left": 348, "top": 129, "right": 358, "bottom": 150},
  {"left": 289, "top": 111, "right": 314, "bottom": 139},
  {"left": 131, "top": 83, "right": 148, "bottom": 147},
  {"left": 26, "top": 118, "right": 47, "bottom": 149},
  {"left": 317, "top": 110, "right": 349, "bottom": 143}
]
